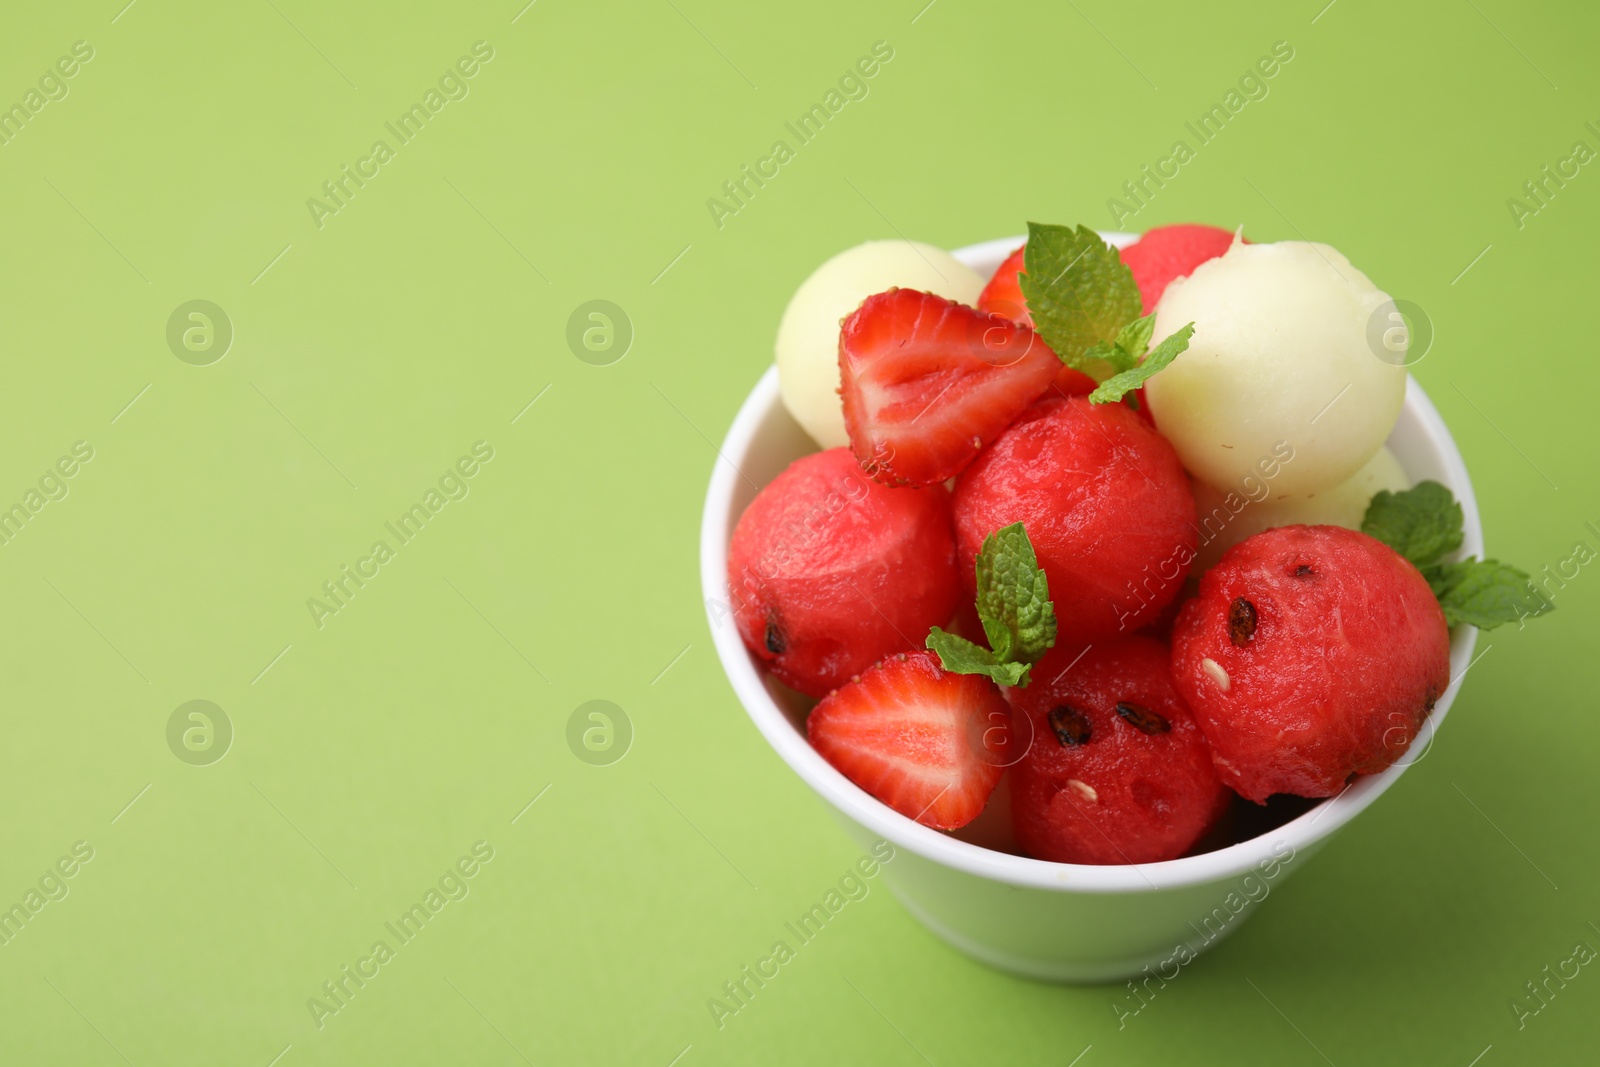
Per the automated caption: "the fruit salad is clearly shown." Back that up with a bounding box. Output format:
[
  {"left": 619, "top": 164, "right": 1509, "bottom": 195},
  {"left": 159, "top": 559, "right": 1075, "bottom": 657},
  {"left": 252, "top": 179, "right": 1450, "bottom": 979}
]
[{"left": 728, "top": 222, "right": 1550, "bottom": 866}]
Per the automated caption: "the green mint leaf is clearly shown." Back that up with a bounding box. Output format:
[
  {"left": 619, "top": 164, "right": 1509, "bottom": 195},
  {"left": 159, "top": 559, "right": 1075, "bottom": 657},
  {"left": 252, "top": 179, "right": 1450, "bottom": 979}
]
[
  {"left": 988, "top": 660, "right": 1031, "bottom": 687},
  {"left": 974, "top": 522, "right": 1057, "bottom": 666},
  {"left": 978, "top": 613, "right": 1014, "bottom": 664},
  {"left": 1088, "top": 322, "right": 1195, "bottom": 405},
  {"left": 1362, "top": 481, "right": 1550, "bottom": 630},
  {"left": 1362, "top": 481, "right": 1464, "bottom": 568},
  {"left": 1422, "top": 559, "right": 1552, "bottom": 630},
  {"left": 924, "top": 627, "right": 995, "bottom": 672},
  {"left": 1019, "top": 223, "right": 1142, "bottom": 381},
  {"left": 925, "top": 628, "right": 1031, "bottom": 686},
  {"left": 925, "top": 522, "right": 1058, "bottom": 686},
  {"left": 1081, "top": 339, "right": 1131, "bottom": 374},
  {"left": 1115, "top": 313, "right": 1156, "bottom": 361}
]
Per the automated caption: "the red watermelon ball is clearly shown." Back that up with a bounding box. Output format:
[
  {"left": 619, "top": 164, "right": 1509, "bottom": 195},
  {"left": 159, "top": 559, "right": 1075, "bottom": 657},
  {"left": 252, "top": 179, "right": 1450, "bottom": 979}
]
[
  {"left": 1008, "top": 636, "right": 1231, "bottom": 865},
  {"left": 1120, "top": 223, "right": 1240, "bottom": 314},
  {"left": 1170, "top": 524, "right": 1452, "bottom": 802},
  {"left": 728, "top": 448, "right": 961, "bottom": 698},
  {"left": 953, "top": 397, "right": 1197, "bottom": 648}
]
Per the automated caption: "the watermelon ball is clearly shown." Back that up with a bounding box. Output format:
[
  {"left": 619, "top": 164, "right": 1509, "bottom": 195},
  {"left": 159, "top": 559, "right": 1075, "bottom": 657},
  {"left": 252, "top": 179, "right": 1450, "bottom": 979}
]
[
  {"left": 1008, "top": 637, "right": 1231, "bottom": 865},
  {"left": 1171, "top": 524, "right": 1451, "bottom": 803},
  {"left": 953, "top": 396, "right": 1197, "bottom": 647},
  {"left": 1119, "top": 223, "right": 1241, "bottom": 314},
  {"left": 728, "top": 448, "right": 961, "bottom": 698}
]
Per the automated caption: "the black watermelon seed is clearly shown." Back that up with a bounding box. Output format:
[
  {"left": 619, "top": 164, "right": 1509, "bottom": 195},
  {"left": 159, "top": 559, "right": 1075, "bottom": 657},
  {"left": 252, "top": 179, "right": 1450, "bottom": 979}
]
[
  {"left": 764, "top": 617, "right": 786, "bottom": 655},
  {"left": 1115, "top": 701, "right": 1171, "bottom": 734},
  {"left": 1048, "top": 706, "right": 1092, "bottom": 747},
  {"left": 1228, "top": 597, "right": 1258, "bottom": 647}
]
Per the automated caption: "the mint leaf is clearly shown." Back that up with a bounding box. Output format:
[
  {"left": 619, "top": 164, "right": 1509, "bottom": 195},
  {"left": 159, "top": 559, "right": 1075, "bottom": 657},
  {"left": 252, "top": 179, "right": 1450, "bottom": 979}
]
[
  {"left": 974, "top": 522, "right": 1057, "bottom": 665},
  {"left": 1080, "top": 338, "right": 1128, "bottom": 374},
  {"left": 1115, "top": 313, "right": 1156, "bottom": 362},
  {"left": 925, "top": 628, "right": 1031, "bottom": 686},
  {"left": 924, "top": 522, "right": 1056, "bottom": 686},
  {"left": 1017, "top": 225, "right": 1188, "bottom": 400},
  {"left": 1088, "top": 322, "right": 1195, "bottom": 405},
  {"left": 1019, "top": 223, "right": 1142, "bottom": 380},
  {"left": 1423, "top": 559, "right": 1551, "bottom": 630},
  {"left": 1362, "top": 481, "right": 1551, "bottom": 631},
  {"left": 1079, "top": 315, "right": 1153, "bottom": 376},
  {"left": 1362, "top": 481, "right": 1464, "bottom": 568}
]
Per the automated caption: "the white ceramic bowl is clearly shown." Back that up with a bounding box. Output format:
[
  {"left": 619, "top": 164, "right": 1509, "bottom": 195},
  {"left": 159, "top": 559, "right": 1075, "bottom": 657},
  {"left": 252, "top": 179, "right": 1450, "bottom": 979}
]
[{"left": 700, "top": 234, "right": 1482, "bottom": 982}]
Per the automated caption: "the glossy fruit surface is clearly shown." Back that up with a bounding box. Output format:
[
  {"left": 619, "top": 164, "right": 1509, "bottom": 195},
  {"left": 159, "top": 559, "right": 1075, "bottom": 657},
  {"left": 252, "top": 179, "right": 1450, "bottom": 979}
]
[
  {"left": 1190, "top": 445, "right": 1409, "bottom": 575},
  {"left": 1145, "top": 240, "right": 1407, "bottom": 497}
]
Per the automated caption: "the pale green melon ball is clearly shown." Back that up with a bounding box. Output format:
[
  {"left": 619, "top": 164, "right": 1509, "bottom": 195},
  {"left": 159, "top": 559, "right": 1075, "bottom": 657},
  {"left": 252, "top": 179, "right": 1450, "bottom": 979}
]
[
  {"left": 1192, "top": 445, "right": 1410, "bottom": 575},
  {"left": 1145, "top": 240, "right": 1407, "bottom": 498},
  {"left": 776, "top": 240, "right": 985, "bottom": 449}
]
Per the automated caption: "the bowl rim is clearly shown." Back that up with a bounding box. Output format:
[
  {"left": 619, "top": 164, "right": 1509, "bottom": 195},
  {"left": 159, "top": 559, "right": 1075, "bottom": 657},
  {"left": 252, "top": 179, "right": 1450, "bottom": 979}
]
[{"left": 699, "top": 234, "right": 1482, "bottom": 894}]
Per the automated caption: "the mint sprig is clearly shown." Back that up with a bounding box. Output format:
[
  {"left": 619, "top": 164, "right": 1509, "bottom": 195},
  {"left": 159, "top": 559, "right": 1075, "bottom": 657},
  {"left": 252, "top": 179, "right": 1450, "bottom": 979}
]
[
  {"left": 1080, "top": 314, "right": 1152, "bottom": 376},
  {"left": 1088, "top": 322, "right": 1195, "bottom": 405},
  {"left": 1019, "top": 223, "right": 1142, "bottom": 379},
  {"left": 1018, "top": 222, "right": 1194, "bottom": 405},
  {"left": 1361, "top": 481, "right": 1551, "bottom": 630},
  {"left": 1423, "top": 559, "right": 1546, "bottom": 629},
  {"left": 926, "top": 522, "right": 1056, "bottom": 686},
  {"left": 1361, "top": 480, "right": 1463, "bottom": 567},
  {"left": 924, "top": 630, "right": 1031, "bottom": 687}
]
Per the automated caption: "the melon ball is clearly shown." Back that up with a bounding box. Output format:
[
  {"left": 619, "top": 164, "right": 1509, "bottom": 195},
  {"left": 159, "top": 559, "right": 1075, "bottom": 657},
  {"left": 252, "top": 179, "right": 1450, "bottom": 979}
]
[
  {"left": 1192, "top": 445, "right": 1410, "bottom": 575},
  {"left": 776, "top": 240, "right": 984, "bottom": 449},
  {"left": 1145, "top": 240, "right": 1406, "bottom": 498}
]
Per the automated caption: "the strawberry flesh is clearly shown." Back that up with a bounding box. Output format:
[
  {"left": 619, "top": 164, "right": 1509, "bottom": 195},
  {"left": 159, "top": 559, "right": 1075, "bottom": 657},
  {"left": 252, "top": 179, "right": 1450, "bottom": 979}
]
[
  {"left": 807, "top": 650, "right": 1010, "bottom": 830},
  {"left": 839, "top": 289, "right": 1061, "bottom": 487}
]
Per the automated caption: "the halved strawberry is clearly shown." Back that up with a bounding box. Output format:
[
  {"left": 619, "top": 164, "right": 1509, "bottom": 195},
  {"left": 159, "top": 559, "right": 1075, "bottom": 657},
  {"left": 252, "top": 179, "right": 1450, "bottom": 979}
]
[
  {"left": 807, "top": 650, "right": 1010, "bottom": 830},
  {"left": 838, "top": 289, "right": 1060, "bottom": 486},
  {"left": 978, "top": 245, "right": 1100, "bottom": 400}
]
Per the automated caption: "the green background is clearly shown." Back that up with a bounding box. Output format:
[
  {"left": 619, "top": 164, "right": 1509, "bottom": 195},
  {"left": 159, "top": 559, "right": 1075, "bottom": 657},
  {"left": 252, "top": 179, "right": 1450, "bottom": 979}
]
[{"left": 0, "top": 0, "right": 1595, "bottom": 1063}]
